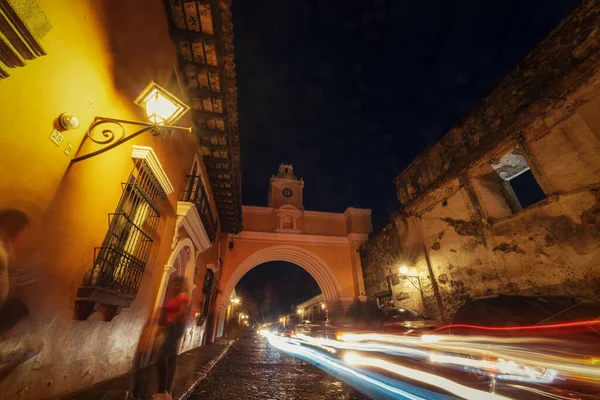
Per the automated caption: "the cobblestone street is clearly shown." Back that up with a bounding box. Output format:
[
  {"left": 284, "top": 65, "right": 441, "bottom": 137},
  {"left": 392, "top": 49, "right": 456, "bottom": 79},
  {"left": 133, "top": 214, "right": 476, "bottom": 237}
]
[{"left": 191, "top": 334, "right": 370, "bottom": 400}]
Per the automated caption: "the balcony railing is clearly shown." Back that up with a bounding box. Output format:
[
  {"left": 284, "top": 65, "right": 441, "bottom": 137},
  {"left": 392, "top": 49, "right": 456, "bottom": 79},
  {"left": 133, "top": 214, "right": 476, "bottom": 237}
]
[
  {"left": 182, "top": 174, "right": 217, "bottom": 243},
  {"left": 75, "top": 160, "right": 165, "bottom": 321}
]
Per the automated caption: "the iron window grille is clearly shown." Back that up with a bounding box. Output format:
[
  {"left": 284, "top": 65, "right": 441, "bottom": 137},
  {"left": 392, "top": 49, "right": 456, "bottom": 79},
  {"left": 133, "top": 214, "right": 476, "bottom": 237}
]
[
  {"left": 76, "top": 159, "right": 167, "bottom": 320},
  {"left": 182, "top": 174, "right": 217, "bottom": 242}
]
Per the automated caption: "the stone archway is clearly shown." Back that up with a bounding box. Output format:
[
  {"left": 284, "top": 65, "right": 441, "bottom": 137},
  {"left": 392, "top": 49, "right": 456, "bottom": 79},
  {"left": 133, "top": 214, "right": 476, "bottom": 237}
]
[
  {"left": 209, "top": 204, "right": 372, "bottom": 341},
  {"left": 221, "top": 245, "right": 342, "bottom": 302}
]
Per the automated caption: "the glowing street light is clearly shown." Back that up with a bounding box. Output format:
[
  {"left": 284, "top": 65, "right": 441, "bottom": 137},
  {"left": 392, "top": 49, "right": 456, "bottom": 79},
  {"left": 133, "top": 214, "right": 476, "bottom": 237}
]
[
  {"left": 398, "top": 265, "right": 422, "bottom": 292},
  {"left": 70, "top": 81, "right": 191, "bottom": 163},
  {"left": 232, "top": 298, "right": 240, "bottom": 304},
  {"left": 134, "top": 81, "right": 190, "bottom": 125}
]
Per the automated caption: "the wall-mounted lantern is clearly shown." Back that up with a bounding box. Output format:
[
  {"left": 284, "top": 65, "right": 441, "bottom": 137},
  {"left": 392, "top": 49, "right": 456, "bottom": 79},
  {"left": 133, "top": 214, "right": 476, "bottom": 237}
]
[
  {"left": 70, "top": 81, "right": 191, "bottom": 163},
  {"left": 399, "top": 265, "right": 422, "bottom": 292}
]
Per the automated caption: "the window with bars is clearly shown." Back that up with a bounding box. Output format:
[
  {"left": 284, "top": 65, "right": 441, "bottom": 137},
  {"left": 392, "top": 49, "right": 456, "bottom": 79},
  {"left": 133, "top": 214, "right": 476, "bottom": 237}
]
[
  {"left": 182, "top": 168, "right": 217, "bottom": 242},
  {"left": 87, "top": 159, "right": 166, "bottom": 299}
]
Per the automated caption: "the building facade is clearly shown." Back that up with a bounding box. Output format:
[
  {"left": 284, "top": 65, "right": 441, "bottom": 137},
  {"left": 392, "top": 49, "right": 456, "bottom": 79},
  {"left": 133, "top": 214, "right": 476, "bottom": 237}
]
[
  {"left": 295, "top": 294, "right": 326, "bottom": 324},
  {"left": 0, "top": 0, "right": 241, "bottom": 398},
  {"left": 361, "top": 1, "right": 600, "bottom": 322}
]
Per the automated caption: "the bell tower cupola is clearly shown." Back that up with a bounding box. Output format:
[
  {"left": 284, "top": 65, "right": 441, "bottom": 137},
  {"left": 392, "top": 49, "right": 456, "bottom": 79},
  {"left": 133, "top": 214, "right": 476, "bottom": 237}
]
[{"left": 268, "top": 164, "right": 304, "bottom": 210}]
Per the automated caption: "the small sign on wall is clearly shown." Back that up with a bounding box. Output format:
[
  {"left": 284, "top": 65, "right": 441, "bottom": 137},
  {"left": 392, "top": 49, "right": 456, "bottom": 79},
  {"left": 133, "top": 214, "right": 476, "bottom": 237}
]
[
  {"left": 396, "top": 293, "right": 410, "bottom": 301},
  {"left": 49, "top": 129, "right": 64, "bottom": 146},
  {"left": 64, "top": 143, "right": 74, "bottom": 156}
]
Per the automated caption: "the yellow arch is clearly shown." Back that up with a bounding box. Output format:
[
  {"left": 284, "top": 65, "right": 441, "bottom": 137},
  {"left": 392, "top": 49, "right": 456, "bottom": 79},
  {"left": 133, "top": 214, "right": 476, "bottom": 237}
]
[{"left": 221, "top": 244, "right": 342, "bottom": 302}]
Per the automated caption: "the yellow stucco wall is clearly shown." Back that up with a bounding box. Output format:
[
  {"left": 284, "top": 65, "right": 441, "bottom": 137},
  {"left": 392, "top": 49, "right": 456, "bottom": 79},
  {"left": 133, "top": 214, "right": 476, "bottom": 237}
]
[{"left": 0, "top": 1, "right": 221, "bottom": 397}]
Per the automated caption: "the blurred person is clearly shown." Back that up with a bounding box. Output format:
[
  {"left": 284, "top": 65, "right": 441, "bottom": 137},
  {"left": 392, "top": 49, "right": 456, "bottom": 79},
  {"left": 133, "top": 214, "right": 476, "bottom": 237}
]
[
  {"left": 0, "top": 209, "right": 37, "bottom": 382},
  {"left": 0, "top": 209, "right": 30, "bottom": 339},
  {"left": 156, "top": 276, "right": 190, "bottom": 399},
  {"left": 129, "top": 312, "right": 160, "bottom": 400},
  {"left": 0, "top": 209, "right": 29, "bottom": 307}
]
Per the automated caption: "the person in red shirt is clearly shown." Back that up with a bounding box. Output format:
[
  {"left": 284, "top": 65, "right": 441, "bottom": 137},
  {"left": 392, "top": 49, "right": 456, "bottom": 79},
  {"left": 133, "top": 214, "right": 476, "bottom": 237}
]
[{"left": 157, "top": 276, "right": 190, "bottom": 398}]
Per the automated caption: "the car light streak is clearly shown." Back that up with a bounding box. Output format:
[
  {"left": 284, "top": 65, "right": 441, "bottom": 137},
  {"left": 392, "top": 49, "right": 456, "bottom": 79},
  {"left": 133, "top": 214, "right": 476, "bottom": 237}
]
[
  {"left": 334, "top": 331, "right": 600, "bottom": 382},
  {"left": 423, "top": 340, "right": 600, "bottom": 381},
  {"left": 429, "top": 319, "right": 600, "bottom": 334},
  {"left": 295, "top": 333, "right": 432, "bottom": 359},
  {"left": 263, "top": 328, "right": 600, "bottom": 398},
  {"left": 429, "top": 354, "right": 557, "bottom": 383},
  {"left": 343, "top": 352, "right": 512, "bottom": 400},
  {"left": 263, "top": 331, "right": 456, "bottom": 399}
]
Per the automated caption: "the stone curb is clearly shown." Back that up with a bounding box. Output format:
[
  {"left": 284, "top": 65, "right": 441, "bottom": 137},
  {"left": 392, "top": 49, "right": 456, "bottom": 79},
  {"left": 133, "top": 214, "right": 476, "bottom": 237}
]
[{"left": 176, "top": 340, "right": 234, "bottom": 400}]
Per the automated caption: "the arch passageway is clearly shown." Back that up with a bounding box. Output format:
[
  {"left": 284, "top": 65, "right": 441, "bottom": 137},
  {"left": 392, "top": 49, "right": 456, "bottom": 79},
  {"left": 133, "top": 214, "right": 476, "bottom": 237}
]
[{"left": 212, "top": 203, "right": 372, "bottom": 337}]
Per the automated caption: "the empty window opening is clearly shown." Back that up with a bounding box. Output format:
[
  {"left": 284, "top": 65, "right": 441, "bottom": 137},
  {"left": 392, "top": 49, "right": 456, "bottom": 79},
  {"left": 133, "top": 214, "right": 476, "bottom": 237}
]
[{"left": 491, "top": 148, "right": 546, "bottom": 212}]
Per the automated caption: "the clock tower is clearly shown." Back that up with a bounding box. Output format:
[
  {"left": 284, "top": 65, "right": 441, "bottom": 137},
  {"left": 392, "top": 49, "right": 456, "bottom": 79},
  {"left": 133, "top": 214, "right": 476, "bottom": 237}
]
[{"left": 268, "top": 164, "right": 304, "bottom": 210}]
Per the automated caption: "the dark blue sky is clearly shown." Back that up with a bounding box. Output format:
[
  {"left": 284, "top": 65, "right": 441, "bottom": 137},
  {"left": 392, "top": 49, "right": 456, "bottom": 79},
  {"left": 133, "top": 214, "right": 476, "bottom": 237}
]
[
  {"left": 231, "top": 1, "right": 581, "bottom": 317},
  {"left": 235, "top": 261, "right": 321, "bottom": 321},
  {"left": 232, "top": 0, "right": 580, "bottom": 229}
]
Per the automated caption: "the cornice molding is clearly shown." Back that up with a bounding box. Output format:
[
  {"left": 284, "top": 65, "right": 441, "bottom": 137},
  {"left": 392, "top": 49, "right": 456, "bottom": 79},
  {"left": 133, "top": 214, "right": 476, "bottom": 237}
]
[
  {"left": 235, "top": 230, "right": 368, "bottom": 246},
  {"left": 303, "top": 210, "right": 346, "bottom": 220},
  {"left": 131, "top": 145, "right": 174, "bottom": 195},
  {"left": 347, "top": 232, "right": 369, "bottom": 244},
  {"left": 344, "top": 207, "right": 372, "bottom": 216},
  {"left": 175, "top": 201, "right": 212, "bottom": 253},
  {"left": 0, "top": 0, "right": 51, "bottom": 79},
  {"left": 242, "top": 205, "right": 274, "bottom": 215},
  {"left": 244, "top": 206, "right": 347, "bottom": 220}
]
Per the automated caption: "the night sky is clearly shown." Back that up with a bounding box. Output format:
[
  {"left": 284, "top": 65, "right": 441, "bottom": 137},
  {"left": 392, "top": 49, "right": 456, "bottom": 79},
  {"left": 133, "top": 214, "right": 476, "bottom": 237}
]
[
  {"left": 235, "top": 262, "right": 321, "bottom": 321},
  {"left": 231, "top": 0, "right": 580, "bottom": 318}
]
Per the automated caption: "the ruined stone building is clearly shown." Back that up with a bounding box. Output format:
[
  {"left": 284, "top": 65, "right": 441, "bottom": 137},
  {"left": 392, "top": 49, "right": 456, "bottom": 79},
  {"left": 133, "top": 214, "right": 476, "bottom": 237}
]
[{"left": 360, "top": 1, "right": 600, "bottom": 321}]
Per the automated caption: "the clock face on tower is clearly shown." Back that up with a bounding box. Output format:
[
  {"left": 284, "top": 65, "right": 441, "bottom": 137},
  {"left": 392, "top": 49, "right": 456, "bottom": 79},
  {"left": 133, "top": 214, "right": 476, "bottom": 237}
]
[{"left": 282, "top": 187, "right": 293, "bottom": 198}]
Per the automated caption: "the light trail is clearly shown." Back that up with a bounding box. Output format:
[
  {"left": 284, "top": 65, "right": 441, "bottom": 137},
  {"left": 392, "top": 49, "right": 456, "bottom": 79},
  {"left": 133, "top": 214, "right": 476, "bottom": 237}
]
[
  {"left": 429, "top": 319, "right": 600, "bottom": 334},
  {"left": 336, "top": 332, "right": 600, "bottom": 382},
  {"left": 263, "top": 331, "right": 453, "bottom": 399},
  {"left": 261, "top": 328, "right": 600, "bottom": 398},
  {"left": 343, "top": 352, "right": 512, "bottom": 400}
]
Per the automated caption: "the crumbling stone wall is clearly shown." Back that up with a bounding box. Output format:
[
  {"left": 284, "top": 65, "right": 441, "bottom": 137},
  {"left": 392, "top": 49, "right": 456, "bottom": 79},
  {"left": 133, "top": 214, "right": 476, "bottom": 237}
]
[
  {"left": 395, "top": 0, "right": 600, "bottom": 209},
  {"left": 359, "top": 222, "right": 401, "bottom": 297},
  {"left": 389, "top": 1, "right": 600, "bottom": 322},
  {"left": 393, "top": 89, "right": 600, "bottom": 323}
]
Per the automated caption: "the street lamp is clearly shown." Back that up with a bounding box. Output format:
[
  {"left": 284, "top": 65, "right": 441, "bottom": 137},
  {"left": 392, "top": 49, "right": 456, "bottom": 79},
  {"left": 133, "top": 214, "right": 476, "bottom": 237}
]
[
  {"left": 398, "top": 265, "right": 422, "bottom": 292},
  {"left": 70, "top": 81, "right": 191, "bottom": 163},
  {"left": 232, "top": 298, "right": 240, "bottom": 304},
  {"left": 134, "top": 81, "right": 189, "bottom": 124}
]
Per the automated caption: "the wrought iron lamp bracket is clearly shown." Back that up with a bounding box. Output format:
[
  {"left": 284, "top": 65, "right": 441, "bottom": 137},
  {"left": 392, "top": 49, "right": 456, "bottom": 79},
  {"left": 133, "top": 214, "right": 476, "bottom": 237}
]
[
  {"left": 71, "top": 116, "right": 192, "bottom": 163},
  {"left": 403, "top": 276, "right": 422, "bottom": 292}
]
